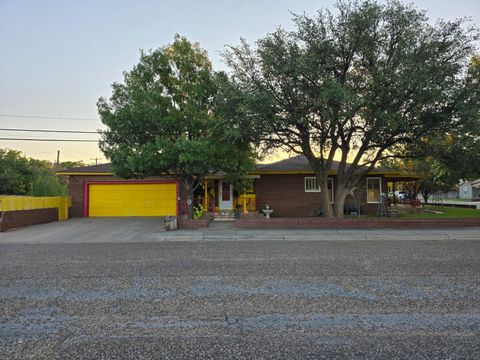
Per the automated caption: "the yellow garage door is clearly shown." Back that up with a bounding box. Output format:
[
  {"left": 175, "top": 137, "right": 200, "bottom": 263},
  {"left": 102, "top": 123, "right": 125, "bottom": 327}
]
[{"left": 88, "top": 183, "right": 177, "bottom": 217}]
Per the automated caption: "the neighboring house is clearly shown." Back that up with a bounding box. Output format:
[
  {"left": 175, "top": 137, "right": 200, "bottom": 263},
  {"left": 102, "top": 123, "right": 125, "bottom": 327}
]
[
  {"left": 459, "top": 179, "right": 480, "bottom": 201},
  {"left": 441, "top": 189, "right": 460, "bottom": 199},
  {"left": 57, "top": 155, "right": 417, "bottom": 218}
]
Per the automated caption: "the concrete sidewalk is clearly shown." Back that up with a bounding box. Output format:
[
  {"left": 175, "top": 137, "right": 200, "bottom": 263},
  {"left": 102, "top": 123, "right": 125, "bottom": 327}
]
[
  {"left": 160, "top": 222, "right": 480, "bottom": 241},
  {"left": 1, "top": 218, "right": 479, "bottom": 244}
]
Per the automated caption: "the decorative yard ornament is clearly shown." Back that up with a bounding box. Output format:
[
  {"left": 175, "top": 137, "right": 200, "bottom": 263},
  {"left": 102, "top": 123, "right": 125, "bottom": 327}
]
[{"left": 377, "top": 193, "right": 389, "bottom": 217}]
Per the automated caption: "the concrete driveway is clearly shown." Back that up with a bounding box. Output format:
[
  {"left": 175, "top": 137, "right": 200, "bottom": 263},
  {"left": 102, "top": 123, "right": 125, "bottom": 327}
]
[{"left": 0, "top": 217, "right": 165, "bottom": 244}]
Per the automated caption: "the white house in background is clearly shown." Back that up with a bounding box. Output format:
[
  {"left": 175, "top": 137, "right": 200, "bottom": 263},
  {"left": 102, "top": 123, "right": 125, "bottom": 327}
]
[
  {"left": 440, "top": 188, "right": 460, "bottom": 199},
  {"left": 459, "top": 179, "right": 480, "bottom": 200}
]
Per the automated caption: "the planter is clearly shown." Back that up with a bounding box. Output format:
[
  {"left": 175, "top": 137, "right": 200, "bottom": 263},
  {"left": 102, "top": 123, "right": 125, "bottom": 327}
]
[{"left": 179, "top": 214, "right": 213, "bottom": 229}]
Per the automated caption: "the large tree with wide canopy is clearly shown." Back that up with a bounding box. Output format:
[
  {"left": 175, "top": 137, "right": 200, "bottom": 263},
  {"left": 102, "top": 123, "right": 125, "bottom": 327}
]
[{"left": 224, "top": 0, "right": 479, "bottom": 218}]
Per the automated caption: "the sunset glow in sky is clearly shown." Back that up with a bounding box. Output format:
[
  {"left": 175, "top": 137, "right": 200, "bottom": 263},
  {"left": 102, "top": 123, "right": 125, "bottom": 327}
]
[{"left": 1, "top": 0, "right": 479, "bottom": 164}]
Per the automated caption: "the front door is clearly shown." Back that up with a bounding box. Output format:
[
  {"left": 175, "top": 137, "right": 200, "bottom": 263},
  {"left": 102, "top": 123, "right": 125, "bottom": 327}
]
[{"left": 218, "top": 181, "right": 233, "bottom": 210}]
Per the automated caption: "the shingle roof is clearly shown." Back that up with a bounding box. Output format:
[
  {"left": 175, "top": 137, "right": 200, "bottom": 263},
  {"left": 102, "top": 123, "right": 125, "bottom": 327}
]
[
  {"left": 58, "top": 155, "right": 399, "bottom": 175},
  {"left": 255, "top": 155, "right": 396, "bottom": 173},
  {"left": 59, "top": 163, "right": 112, "bottom": 174},
  {"left": 470, "top": 178, "right": 480, "bottom": 188}
]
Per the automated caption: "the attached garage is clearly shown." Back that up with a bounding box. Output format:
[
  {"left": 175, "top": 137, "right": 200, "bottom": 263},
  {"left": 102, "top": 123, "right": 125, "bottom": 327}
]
[{"left": 84, "top": 181, "right": 178, "bottom": 217}]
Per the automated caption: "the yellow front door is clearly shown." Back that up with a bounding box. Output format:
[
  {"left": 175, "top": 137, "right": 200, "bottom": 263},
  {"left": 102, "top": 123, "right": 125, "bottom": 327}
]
[{"left": 88, "top": 183, "right": 177, "bottom": 217}]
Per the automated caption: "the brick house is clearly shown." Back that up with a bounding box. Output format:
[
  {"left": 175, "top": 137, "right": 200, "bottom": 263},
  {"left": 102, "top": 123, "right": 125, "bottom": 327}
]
[
  {"left": 251, "top": 155, "right": 418, "bottom": 217},
  {"left": 58, "top": 155, "right": 417, "bottom": 218}
]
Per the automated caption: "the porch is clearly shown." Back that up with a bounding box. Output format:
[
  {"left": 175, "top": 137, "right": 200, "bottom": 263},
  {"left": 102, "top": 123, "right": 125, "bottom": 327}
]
[
  {"left": 192, "top": 177, "right": 257, "bottom": 219},
  {"left": 189, "top": 174, "right": 420, "bottom": 220}
]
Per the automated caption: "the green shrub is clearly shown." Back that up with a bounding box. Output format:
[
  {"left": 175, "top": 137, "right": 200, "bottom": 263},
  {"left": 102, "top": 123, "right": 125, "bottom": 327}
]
[
  {"left": 193, "top": 205, "right": 206, "bottom": 220},
  {"left": 29, "top": 173, "right": 68, "bottom": 197}
]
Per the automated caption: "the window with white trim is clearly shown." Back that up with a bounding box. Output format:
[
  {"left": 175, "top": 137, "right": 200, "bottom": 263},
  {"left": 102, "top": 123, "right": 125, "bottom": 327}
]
[
  {"left": 305, "top": 177, "right": 320, "bottom": 192},
  {"left": 366, "top": 177, "right": 382, "bottom": 203},
  {"left": 304, "top": 177, "right": 334, "bottom": 203}
]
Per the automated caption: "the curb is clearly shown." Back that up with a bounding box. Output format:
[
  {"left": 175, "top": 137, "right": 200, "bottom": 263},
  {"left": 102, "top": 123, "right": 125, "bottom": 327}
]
[{"left": 157, "top": 234, "right": 480, "bottom": 242}]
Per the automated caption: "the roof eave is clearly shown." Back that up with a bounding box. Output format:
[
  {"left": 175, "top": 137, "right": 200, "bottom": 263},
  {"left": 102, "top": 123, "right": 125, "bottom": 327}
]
[{"left": 56, "top": 172, "right": 113, "bottom": 176}]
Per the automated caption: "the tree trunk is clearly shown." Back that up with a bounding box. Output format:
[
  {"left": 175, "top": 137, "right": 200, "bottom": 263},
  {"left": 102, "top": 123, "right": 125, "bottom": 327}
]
[
  {"left": 334, "top": 186, "right": 348, "bottom": 219},
  {"left": 186, "top": 185, "right": 194, "bottom": 219},
  {"left": 422, "top": 191, "right": 431, "bottom": 205},
  {"left": 317, "top": 174, "right": 334, "bottom": 218},
  {"left": 181, "top": 177, "right": 196, "bottom": 220}
]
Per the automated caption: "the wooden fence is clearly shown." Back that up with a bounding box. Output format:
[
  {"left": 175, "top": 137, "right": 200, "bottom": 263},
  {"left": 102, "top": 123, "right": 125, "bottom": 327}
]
[{"left": 0, "top": 195, "right": 71, "bottom": 221}]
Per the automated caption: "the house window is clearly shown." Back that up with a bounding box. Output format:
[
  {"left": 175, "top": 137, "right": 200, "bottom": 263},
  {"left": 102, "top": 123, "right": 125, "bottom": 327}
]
[
  {"left": 366, "top": 177, "right": 382, "bottom": 203},
  {"left": 304, "top": 177, "right": 334, "bottom": 203},
  {"left": 305, "top": 177, "right": 320, "bottom": 192}
]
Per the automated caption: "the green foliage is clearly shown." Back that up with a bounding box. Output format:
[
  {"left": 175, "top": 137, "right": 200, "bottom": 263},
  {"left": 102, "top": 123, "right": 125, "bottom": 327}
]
[
  {"left": 0, "top": 149, "right": 54, "bottom": 195},
  {"left": 400, "top": 206, "right": 480, "bottom": 219},
  {"left": 29, "top": 173, "right": 68, "bottom": 196},
  {"left": 0, "top": 149, "right": 32, "bottom": 194},
  {"left": 59, "top": 161, "right": 85, "bottom": 169},
  {"left": 231, "top": 177, "right": 253, "bottom": 195},
  {"left": 402, "top": 52, "right": 480, "bottom": 187},
  {"left": 224, "top": 0, "right": 478, "bottom": 218},
  {"left": 381, "top": 157, "right": 453, "bottom": 203},
  {"left": 193, "top": 204, "right": 206, "bottom": 220},
  {"left": 425, "top": 135, "right": 480, "bottom": 184},
  {"left": 98, "top": 35, "right": 255, "bottom": 218}
]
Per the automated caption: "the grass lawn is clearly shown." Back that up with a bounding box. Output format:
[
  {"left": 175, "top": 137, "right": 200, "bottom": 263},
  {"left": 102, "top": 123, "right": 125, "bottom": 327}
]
[
  {"left": 429, "top": 198, "right": 477, "bottom": 203},
  {"left": 398, "top": 206, "right": 480, "bottom": 219}
]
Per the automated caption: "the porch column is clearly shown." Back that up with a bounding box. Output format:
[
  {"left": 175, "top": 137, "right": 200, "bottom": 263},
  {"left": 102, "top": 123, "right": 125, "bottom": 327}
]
[
  {"left": 204, "top": 180, "right": 208, "bottom": 209},
  {"left": 392, "top": 181, "right": 396, "bottom": 205},
  {"left": 243, "top": 190, "right": 247, "bottom": 214}
]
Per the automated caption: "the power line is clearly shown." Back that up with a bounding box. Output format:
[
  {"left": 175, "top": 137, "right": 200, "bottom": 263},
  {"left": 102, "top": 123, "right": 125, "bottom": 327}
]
[
  {"left": 0, "top": 137, "right": 98, "bottom": 142},
  {"left": 0, "top": 114, "right": 99, "bottom": 121},
  {"left": 0, "top": 128, "right": 99, "bottom": 134}
]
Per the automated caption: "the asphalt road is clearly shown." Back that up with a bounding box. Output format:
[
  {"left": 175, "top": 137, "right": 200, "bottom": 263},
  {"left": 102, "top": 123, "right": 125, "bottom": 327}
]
[{"left": 1, "top": 238, "right": 480, "bottom": 359}]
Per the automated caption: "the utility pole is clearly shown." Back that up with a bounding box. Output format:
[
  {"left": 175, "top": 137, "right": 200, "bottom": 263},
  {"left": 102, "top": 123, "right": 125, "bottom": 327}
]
[
  {"left": 56, "top": 150, "right": 60, "bottom": 166},
  {"left": 90, "top": 157, "right": 100, "bottom": 165}
]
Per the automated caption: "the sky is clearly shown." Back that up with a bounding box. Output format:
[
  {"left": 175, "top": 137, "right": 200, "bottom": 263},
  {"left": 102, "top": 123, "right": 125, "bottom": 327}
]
[{"left": 0, "top": 0, "right": 479, "bottom": 165}]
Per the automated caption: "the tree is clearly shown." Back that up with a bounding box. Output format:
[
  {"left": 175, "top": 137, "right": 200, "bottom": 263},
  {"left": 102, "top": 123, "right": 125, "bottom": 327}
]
[
  {"left": 29, "top": 173, "right": 68, "bottom": 196},
  {"left": 0, "top": 149, "right": 33, "bottom": 194},
  {"left": 0, "top": 149, "right": 60, "bottom": 195},
  {"left": 58, "top": 161, "right": 86, "bottom": 169},
  {"left": 98, "top": 35, "right": 254, "bottom": 219},
  {"left": 224, "top": 0, "right": 478, "bottom": 218},
  {"left": 439, "top": 53, "right": 480, "bottom": 181},
  {"left": 381, "top": 157, "right": 451, "bottom": 204},
  {"left": 400, "top": 54, "right": 480, "bottom": 190}
]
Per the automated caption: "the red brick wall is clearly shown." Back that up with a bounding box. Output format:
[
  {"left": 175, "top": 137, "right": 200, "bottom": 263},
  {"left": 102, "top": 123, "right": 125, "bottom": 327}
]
[
  {"left": 68, "top": 173, "right": 387, "bottom": 218},
  {"left": 179, "top": 218, "right": 210, "bottom": 229},
  {"left": 255, "top": 174, "right": 325, "bottom": 217},
  {"left": 0, "top": 208, "right": 58, "bottom": 232},
  {"left": 67, "top": 175, "right": 181, "bottom": 217},
  {"left": 236, "top": 217, "right": 480, "bottom": 228},
  {"left": 68, "top": 175, "right": 113, "bottom": 217},
  {"left": 255, "top": 174, "right": 386, "bottom": 217}
]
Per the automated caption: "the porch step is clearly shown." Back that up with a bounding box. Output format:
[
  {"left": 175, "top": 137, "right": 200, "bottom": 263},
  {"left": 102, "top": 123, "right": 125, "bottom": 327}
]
[
  {"left": 387, "top": 207, "right": 399, "bottom": 217},
  {"left": 214, "top": 211, "right": 235, "bottom": 222},
  {"left": 214, "top": 217, "right": 235, "bottom": 222}
]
